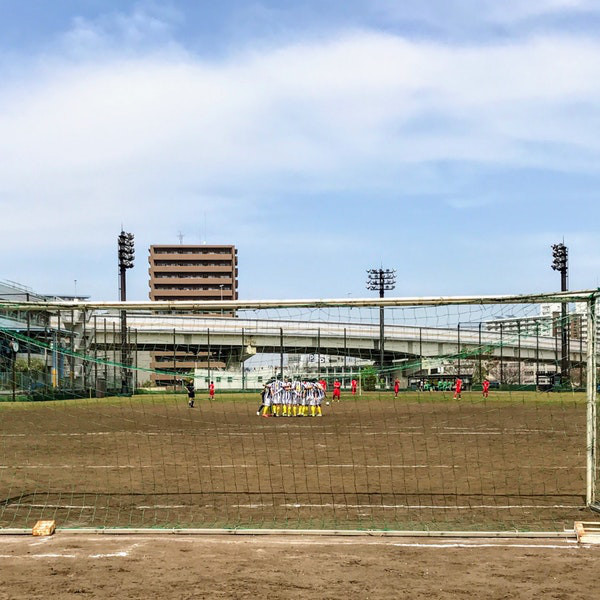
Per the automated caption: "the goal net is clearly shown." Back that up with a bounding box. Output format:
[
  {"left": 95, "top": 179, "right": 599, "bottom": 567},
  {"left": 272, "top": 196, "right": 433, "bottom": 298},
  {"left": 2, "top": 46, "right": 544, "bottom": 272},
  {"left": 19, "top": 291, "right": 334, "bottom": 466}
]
[{"left": 0, "top": 290, "right": 598, "bottom": 532}]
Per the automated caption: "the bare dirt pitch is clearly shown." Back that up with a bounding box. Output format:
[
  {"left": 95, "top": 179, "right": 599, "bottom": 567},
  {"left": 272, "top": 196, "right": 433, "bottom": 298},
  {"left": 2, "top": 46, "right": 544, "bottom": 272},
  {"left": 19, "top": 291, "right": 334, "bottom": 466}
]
[
  {"left": 1, "top": 533, "right": 599, "bottom": 599},
  {"left": 0, "top": 391, "right": 591, "bottom": 531}
]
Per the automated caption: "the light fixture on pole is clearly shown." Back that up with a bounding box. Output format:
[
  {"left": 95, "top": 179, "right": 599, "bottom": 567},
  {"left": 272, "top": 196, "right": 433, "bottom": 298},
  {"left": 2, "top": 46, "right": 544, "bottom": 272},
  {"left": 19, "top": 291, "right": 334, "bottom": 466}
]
[
  {"left": 551, "top": 242, "right": 569, "bottom": 384},
  {"left": 118, "top": 230, "right": 135, "bottom": 394},
  {"left": 366, "top": 268, "right": 396, "bottom": 374}
]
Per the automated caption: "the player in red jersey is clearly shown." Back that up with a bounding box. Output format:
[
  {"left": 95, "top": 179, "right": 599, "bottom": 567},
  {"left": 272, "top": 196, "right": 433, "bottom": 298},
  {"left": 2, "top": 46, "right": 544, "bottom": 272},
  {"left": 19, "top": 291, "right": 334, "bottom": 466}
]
[
  {"left": 453, "top": 377, "right": 462, "bottom": 399},
  {"left": 351, "top": 379, "right": 357, "bottom": 395},
  {"left": 332, "top": 379, "right": 341, "bottom": 402},
  {"left": 209, "top": 381, "right": 215, "bottom": 399},
  {"left": 394, "top": 378, "right": 400, "bottom": 398},
  {"left": 482, "top": 378, "right": 490, "bottom": 398}
]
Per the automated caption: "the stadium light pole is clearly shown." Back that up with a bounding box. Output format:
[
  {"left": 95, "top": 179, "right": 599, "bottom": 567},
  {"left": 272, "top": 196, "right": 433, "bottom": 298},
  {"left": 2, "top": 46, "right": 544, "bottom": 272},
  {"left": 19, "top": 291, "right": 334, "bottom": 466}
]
[
  {"left": 118, "top": 230, "right": 135, "bottom": 394},
  {"left": 366, "top": 268, "right": 396, "bottom": 379},
  {"left": 551, "top": 242, "right": 569, "bottom": 385}
]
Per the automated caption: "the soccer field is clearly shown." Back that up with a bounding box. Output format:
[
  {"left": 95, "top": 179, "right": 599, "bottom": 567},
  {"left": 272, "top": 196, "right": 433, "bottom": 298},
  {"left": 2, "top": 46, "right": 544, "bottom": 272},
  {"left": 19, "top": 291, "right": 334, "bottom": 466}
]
[{"left": 0, "top": 391, "right": 590, "bottom": 532}]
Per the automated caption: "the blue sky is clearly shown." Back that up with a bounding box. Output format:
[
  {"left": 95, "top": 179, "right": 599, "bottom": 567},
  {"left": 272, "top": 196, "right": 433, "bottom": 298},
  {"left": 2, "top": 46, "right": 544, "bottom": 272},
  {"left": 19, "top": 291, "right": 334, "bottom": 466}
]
[{"left": 1, "top": 0, "right": 600, "bottom": 300}]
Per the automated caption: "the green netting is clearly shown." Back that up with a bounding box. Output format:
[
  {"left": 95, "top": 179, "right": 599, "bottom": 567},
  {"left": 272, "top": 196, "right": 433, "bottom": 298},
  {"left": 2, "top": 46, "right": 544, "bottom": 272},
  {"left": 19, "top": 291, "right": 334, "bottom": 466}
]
[{"left": 0, "top": 293, "right": 597, "bottom": 531}]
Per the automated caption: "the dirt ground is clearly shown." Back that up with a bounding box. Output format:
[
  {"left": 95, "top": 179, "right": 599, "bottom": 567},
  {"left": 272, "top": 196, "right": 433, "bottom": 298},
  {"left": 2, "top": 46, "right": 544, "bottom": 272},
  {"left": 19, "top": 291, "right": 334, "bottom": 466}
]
[
  {"left": 0, "top": 392, "right": 592, "bottom": 531},
  {"left": 1, "top": 532, "right": 599, "bottom": 599}
]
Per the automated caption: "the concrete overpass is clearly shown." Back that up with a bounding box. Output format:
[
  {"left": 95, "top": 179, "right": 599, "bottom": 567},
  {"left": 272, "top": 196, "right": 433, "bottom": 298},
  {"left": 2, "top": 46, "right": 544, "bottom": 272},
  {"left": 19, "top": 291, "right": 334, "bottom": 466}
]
[
  {"left": 86, "top": 312, "right": 585, "bottom": 369},
  {"left": 2, "top": 290, "right": 594, "bottom": 386}
]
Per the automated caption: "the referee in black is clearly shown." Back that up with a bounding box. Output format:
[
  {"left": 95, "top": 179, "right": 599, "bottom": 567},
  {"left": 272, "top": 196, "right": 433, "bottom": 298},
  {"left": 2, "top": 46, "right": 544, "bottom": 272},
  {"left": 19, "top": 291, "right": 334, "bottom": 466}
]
[{"left": 184, "top": 380, "right": 196, "bottom": 408}]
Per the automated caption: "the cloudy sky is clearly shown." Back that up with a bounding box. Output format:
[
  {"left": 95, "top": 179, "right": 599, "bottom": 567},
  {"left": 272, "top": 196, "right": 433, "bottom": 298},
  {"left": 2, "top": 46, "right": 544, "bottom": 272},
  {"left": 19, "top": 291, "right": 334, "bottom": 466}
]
[{"left": 1, "top": 0, "right": 600, "bottom": 301}]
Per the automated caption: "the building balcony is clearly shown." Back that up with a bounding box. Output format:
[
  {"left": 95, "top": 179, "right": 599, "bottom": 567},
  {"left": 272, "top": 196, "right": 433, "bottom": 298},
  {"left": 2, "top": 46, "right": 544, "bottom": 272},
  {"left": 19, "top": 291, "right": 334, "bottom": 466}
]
[
  {"left": 149, "top": 252, "right": 234, "bottom": 262},
  {"left": 149, "top": 276, "right": 234, "bottom": 286},
  {"left": 151, "top": 360, "right": 212, "bottom": 369},
  {"left": 149, "top": 290, "right": 236, "bottom": 301},
  {"left": 149, "top": 263, "right": 236, "bottom": 272}
]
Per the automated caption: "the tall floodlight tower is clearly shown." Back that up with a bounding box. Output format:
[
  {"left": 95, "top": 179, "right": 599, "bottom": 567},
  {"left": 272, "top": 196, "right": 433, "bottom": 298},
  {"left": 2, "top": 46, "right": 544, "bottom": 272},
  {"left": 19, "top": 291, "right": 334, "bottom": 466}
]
[
  {"left": 118, "top": 231, "right": 135, "bottom": 394},
  {"left": 366, "top": 268, "right": 396, "bottom": 378},
  {"left": 551, "top": 242, "right": 569, "bottom": 384}
]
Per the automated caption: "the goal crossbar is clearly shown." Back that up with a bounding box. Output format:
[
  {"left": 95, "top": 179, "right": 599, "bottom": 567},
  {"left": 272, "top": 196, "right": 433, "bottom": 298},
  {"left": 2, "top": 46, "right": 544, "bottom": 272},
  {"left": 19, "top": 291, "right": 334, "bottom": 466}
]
[{"left": 0, "top": 288, "right": 597, "bottom": 312}]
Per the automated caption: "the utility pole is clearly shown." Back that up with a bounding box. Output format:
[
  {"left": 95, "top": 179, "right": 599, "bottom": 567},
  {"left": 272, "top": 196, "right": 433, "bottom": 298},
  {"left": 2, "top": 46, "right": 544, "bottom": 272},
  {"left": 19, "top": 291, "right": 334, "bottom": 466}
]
[
  {"left": 118, "top": 230, "right": 135, "bottom": 394},
  {"left": 551, "top": 242, "right": 569, "bottom": 385},
  {"left": 366, "top": 268, "right": 396, "bottom": 381}
]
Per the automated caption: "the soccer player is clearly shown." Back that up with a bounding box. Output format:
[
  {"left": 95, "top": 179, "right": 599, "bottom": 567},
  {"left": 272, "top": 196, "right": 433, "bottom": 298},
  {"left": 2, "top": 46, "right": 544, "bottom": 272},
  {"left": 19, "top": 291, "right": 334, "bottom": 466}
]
[
  {"left": 394, "top": 378, "right": 400, "bottom": 398},
  {"left": 351, "top": 379, "right": 357, "bottom": 396},
  {"left": 302, "top": 381, "right": 313, "bottom": 416},
  {"left": 282, "top": 381, "right": 293, "bottom": 416},
  {"left": 262, "top": 381, "right": 274, "bottom": 417},
  {"left": 257, "top": 383, "right": 270, "bottom": 416},
  {"left": 184, "top": 380, "right": 195, "bottom": 408},
  {"left": 332, "top": 379, "right": 341, "bottom": 402},
  {"left": 453, "top": 377, "right": 462, "bottom": 400},
  {"left": 482, "top": 378, "right": 490, "bottom": 398},
  {"left": 318, "top": 379, "right": 327, "bottom": 400},
  {"left": 209, "top": 381, "right": 215, "bottom": 399},
  {"left": 271, "top": 379, "right": 283, "bottom": 417},
  {"left": 314, "top": 382, "right": 324, "bottom": 416},
  {"left": 292, "top": 379, "right": 302, "bottom": 416}
]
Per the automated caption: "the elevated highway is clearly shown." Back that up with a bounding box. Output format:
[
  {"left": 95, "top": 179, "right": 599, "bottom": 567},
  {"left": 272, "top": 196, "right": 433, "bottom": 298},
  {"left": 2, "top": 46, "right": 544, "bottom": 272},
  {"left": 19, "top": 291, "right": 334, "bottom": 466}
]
[{"left": 88, "top": 313, "right": 585, "bottom": 369}]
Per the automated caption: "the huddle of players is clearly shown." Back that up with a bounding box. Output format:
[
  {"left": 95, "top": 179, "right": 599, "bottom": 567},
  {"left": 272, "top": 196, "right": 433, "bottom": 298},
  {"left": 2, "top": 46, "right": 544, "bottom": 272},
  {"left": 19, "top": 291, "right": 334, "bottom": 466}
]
[{"left": 258, "top": 379, "right": 329, "bottom": 417}]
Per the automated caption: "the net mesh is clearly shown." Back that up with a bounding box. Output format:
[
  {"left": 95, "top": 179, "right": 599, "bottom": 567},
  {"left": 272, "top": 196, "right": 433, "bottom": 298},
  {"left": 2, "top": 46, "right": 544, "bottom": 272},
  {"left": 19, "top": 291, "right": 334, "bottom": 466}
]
[{"left": 0, "top": 293, "right": 597, "bottom": 531}]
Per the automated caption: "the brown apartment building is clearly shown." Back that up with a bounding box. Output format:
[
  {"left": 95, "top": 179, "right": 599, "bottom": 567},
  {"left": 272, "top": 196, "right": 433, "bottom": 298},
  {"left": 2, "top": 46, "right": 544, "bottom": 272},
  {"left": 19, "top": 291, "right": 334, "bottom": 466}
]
[
  {"left": 148, "top": 244, "right": 238, "bottom": 301},
  {"left": 148, "top": 244, "right": 238, "bottom": 385}
]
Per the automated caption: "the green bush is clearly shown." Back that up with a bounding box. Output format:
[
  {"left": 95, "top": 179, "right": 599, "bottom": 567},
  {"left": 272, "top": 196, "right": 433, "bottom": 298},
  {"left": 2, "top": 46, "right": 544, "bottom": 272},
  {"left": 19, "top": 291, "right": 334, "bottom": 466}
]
[
  {"left": 361, "top": 367, "right": 378, "bottom": 391},
  {"left": 14, "top": 358, "right": 46, "bottom": 373}
]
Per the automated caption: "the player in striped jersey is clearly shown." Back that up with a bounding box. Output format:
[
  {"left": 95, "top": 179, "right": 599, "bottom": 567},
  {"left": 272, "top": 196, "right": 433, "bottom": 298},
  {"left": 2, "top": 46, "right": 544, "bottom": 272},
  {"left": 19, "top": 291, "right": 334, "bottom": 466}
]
[
  {"left": 259, "top": 381, "right": 274, "bottom": 417},
  {"left": 280, "top": 381, "right": 292, "bottom": 416},
  {"left": 256, "top": 379, "right": 330, "bottom": 418},
  {"left": 257, "top": 381, "right": 273, "bottom": 416},
  {"left": 313, "top": 381, "right": 324, "bottom": 417},
  {"left": 300, "top": 381, "right": 312, "bottom": 416},
  {"left": 271, "top": 379, "right": 284, "bottom": 417},
  {"left": 292, "top": 379, "right": 302, "bottom": 416}
]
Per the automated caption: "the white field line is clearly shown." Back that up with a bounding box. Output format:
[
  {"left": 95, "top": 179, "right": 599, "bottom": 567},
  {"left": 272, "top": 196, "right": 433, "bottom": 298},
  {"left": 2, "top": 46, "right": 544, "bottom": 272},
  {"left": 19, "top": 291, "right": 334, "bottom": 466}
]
[
  {"left": 0, "top": 428, "right": 574, "bottom": 438},
  {"left": 0, "top": 464, "right": 583, "bottom": 470},
  {"left": 0, "top": 543, "right": 141, "bottom": 560},
  {"left": 29, "top": 537, "right": 51, "bottom": 547},
  {"left": 175, "top": 537, "right": 580, "bottom": 550},
  {"left": 137, "top": 502, "right": 582, "bottom": 510},
  {"left": 389, "top": 542, "right": 580, "bottom": 549},
  {"left": 89, "top": 543, "right": 139, "bottom": 558},
  {"left": 30, "top": 553, "right": 78, "bottom": 558},
  {"left": 0, "top": 543, "right": 582, "bottom": 556},
  {"left": 136, "top": 505, "right": 188, "bottom": 509},
  {"left": 3, "top": 503, "right": 208, "bottom": 510},
  {"left": 274, "top": 503, "right": 584, "bottom": 510},
  {"left": 129, "top": 537, "right": 581, "bottom": 549},
  {"left": 3, "top": 502, "right": 584, "bottom": 511},
  {"left": 3, "top": 504, "right": 98, "bottom": 509}
]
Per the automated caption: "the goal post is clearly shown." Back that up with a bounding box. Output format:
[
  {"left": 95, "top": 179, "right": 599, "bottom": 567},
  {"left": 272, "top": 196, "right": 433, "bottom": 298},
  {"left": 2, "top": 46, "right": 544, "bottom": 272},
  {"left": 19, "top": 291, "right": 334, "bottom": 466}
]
[
  {"left": 0, "top": 289, "right": 599, "bottom": 532},
  {"left": 587, "top": 292, "right": 598, "bottom": 508}
]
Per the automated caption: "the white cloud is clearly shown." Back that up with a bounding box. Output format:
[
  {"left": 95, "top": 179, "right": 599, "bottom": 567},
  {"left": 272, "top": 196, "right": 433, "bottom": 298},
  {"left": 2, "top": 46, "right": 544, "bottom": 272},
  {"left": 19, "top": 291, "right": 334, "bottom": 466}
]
[
  {"left": 2, "top": 10, "right": 600, "bottom": 296},
  {"left": 373, "top": 0, "right": 600, "bottom": 29},
  {"left": 59, "top": 3, "right": 182, "bottom": 57},
  {"left": 485, "top": 0, "right": 597, "bottom": 23},
  {"left": 1, "top": 30, "right": 599, "bottom": 213}
]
